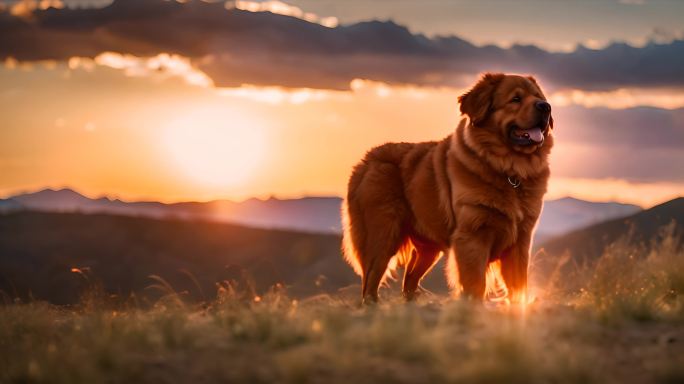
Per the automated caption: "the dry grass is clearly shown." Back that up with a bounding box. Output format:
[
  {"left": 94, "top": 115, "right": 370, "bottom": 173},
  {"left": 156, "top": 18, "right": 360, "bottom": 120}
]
[
  {"left": 559, "top": 223, "right": 684, "bottom": 322},
  {"left": 1, "top": 229, "right": 683, "bottom": 384}
]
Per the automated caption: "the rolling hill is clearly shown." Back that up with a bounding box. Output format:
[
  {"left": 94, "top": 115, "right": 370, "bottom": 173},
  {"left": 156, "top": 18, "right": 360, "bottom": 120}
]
[
  {"left": 534, "top": 197, "right": 641, "bottom": 242},
  {"left": 0, "top": 211, "right": 354, "bottom": 305},
  {"left": 538, "top": 197, "right": 684, "bottom": 262},
  {"left": 534, "top": 197, "right": 684, "bottom": 291},
  {"left": 0, "top": 197, "right": 679, "bottom": 305}
]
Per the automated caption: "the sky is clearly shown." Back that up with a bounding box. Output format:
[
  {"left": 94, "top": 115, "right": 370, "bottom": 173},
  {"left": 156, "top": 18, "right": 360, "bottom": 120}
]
[{"left": 0, "top": 0, "right": 683, "bottom": 206}]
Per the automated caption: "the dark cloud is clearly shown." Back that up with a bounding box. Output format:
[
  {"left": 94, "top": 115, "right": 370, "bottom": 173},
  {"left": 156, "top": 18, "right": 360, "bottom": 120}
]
[
  {"left": 553, "top": 106, "right": 684, "bottom": 181},
  {"left": 555, "top": 106, "right": 684, "bottom": 149},
  {"left": 554, "top": 144, "right": 683, "bottom": 182},
  {"left": 1, "top": 0, "right": 684, "bottom": 90}
]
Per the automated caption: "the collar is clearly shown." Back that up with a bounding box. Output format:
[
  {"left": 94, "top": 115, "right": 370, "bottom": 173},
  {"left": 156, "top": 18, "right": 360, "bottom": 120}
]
[{"left": 507, "top": 176, "right": 521, "bottom": 188}]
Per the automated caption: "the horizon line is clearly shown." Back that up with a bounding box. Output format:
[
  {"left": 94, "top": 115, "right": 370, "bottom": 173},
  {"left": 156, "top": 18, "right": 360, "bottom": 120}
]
[{"left": 3, "top": 185, "right": 678, "bottom": 208}]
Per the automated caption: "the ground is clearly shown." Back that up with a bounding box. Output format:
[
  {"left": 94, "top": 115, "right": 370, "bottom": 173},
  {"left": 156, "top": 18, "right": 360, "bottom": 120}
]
[
  {"left": 1, "top": 232, "right": 683, "bottom": 383},
  {"left": 1, "top": 287, "right": 683, "bottom": 384}
]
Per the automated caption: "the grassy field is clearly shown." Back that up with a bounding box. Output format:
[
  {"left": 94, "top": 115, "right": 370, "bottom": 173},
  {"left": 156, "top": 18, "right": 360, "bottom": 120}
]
[{"left": 1, "top": 231, "right": 683, "bottom": 384}]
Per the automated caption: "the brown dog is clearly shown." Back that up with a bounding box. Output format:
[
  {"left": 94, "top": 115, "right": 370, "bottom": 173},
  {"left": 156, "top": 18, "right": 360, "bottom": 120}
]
[{"left": 342, "top": 73, "right": 554, "bottom": 304}]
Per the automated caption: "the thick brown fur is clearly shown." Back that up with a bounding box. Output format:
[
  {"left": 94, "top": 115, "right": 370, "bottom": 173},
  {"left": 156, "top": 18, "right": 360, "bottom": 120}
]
[{"left": 342, "top": 73, "right": 554, "bottom": 304}]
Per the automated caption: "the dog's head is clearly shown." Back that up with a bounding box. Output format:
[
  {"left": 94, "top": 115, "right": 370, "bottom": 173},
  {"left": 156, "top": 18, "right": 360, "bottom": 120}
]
[{"left": 458, "top": 73, "right": 553, "bottom": 154}]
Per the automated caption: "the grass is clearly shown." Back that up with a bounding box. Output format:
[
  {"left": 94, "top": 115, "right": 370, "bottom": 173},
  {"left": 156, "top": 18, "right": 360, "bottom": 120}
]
[
  {"left": 562, "top": 223, "right": 684, "bottom": 322},
  {"left": 1, "top": 230, "right": 683, "bottom": 384}
]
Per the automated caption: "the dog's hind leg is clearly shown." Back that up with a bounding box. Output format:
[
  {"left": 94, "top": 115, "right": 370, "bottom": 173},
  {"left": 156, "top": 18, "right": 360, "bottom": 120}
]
[
  {"left": 402, "top": 243, "right": 441, "bottom": 301},
  {"left": 360, "top": 214, "right": 407, "bottom": 304},
  {"left": 361, "top": 256, "right": 393, "bottom": 305},
  {"left": 357, "top": 168, "right": 410, "bottom": 304}
]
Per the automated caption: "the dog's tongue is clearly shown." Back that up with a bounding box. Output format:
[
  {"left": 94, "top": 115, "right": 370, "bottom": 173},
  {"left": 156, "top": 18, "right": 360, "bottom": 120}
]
[{"left": 518, "top": 127, "right": 544, "bottom": 143}]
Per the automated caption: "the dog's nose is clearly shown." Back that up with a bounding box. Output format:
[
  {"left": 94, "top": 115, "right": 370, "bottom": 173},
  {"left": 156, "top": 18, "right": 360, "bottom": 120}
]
[{"left": 535, "top": 100, "right": 551, "bottom": 113}]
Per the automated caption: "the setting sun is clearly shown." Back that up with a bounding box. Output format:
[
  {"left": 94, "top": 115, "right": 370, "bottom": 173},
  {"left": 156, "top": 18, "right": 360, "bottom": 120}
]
[{"left": 163, "top": 108, "right": 268, "bottom": 188}]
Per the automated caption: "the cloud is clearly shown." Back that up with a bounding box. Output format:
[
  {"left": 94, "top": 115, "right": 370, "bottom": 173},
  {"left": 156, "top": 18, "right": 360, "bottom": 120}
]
[
  {"left": 618, "top": 0, "right": 645, "bottom": 5},
  {"left": 554, "top": 106, "right": 684, "bottom": 150},
  {"left": 216, "top": 84, "right": 339, "bottom": 104},
  {"left": 93, "top": 52, "right": 213, "bottom": 87},
  {"left": 9, "top": 0, "right": 65, "bottom": 19},
  {"left": 551, "top": 106, "right": 684, "bottom": 182},
  {"left": 230, "top": 0, "right": 338, "bottom": 28},
  {"left": 0, "top": 0, "right": 683, "bottom": 91},
  {"left": 549, "top": 88, "right": 684, "bottom": 110}
]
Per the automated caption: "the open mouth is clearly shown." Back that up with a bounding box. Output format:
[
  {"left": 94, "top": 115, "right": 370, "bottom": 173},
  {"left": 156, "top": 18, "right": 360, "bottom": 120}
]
[{"left": 509, "top": 124, "right": 545, "bottom": 146}]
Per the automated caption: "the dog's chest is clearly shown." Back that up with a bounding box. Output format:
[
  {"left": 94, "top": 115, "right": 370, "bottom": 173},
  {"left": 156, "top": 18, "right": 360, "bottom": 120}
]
[
  {"left": 495, "top": 190, "right": 538, "bottom": 241},
  {"left": 513, "top": 202, "right": 526, "bottom": 223},
  {"left": 507, "top": 188, "right": 543, "bottom": 232}
]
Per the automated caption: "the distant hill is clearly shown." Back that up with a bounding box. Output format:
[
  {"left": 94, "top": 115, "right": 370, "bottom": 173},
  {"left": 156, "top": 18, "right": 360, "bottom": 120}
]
[
  {"left": 538, "top": 197, "right": 684, "bottom": 262},
  {"left": 533, "top": 197, "right": 684, "bottom": 291},
  {"left": 0, "top": 198, "right": 22, "bottom": 213},
  {"left": 7, "top": 188, "right": 343, "bottom": 234},
  {"left": 3, "top": 188, "right": 642, "bottom": 241},
  {"left": 0, "top": 211, "right": 355, "bottom": 305},
  {"left": 535, "top": 197, "right": 641, "bottom": 242}
]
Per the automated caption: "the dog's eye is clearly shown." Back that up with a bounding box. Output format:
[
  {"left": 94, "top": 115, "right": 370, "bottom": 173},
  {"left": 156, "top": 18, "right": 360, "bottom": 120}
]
[{"left": 511, "top": 96, "right": 521, "bottom": 103}]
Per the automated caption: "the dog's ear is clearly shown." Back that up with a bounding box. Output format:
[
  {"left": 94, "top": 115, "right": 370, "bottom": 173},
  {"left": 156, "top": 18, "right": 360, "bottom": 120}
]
[
  {"left": 458, "top": 73, "right": 504, "bottom": 126},
  {"left": 526, "top": 75, "right": 540, "bottom": 87},
  {"left": 527, "top": 75, "right": 548, "bottom": 99}
]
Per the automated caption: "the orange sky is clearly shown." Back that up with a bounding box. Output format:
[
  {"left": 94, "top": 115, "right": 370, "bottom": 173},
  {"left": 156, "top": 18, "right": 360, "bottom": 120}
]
[{"left": 0, "top": 55, "right": 683, "bottom": 207}]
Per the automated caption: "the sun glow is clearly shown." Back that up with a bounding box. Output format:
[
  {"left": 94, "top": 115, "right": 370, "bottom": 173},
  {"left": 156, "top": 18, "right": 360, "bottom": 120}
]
[{"left": 163, "top": 108, "right": 268, "bottom": 188}]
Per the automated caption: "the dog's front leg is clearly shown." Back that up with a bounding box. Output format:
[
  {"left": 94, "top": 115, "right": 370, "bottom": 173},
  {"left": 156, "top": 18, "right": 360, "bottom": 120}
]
[
  {"left": 452, "top": 229, "right": 493, "bottom": 300},
  {"left": 500, "top": 230, "right": 532, "bottom": 304}
]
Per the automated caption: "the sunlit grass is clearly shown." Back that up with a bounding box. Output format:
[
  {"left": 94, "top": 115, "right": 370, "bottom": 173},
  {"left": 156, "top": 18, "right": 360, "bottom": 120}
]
[
  {"left": 0, "top": 297, "right": 598, "bottom": 383},
  {"left": 1, "top": 228, "right": 683, "bottom": 383},
  {"left": 562, "top": 223, "right": 684, "bottom": 322}
]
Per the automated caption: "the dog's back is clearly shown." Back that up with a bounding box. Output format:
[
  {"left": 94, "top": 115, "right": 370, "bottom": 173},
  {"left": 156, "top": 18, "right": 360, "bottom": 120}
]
[{"left": 342, "top": 140, "right": 448, "bottom": 303}]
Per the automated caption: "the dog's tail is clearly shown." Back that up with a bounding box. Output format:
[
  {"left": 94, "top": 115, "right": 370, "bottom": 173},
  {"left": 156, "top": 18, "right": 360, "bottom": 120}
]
[
  {"left": 341, "top": 199, "right": 363, "bottom": 276},
  {"left": 342, "top": 198, "right": 414, "bottom": 282}
]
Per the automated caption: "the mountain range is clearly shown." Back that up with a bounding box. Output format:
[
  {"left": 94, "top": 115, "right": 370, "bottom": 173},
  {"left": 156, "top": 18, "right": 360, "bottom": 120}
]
[
  {"left": 2, "top": 188, "right": 343, "bottom": 234},
  {"left": 1, "top": 188, "right": 642, "bottom": 242}
]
